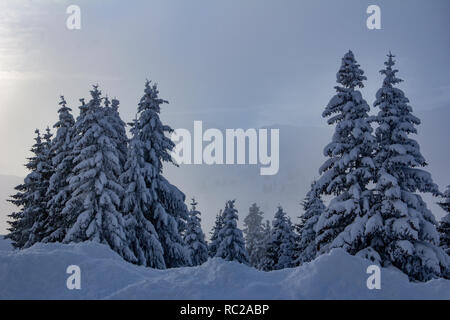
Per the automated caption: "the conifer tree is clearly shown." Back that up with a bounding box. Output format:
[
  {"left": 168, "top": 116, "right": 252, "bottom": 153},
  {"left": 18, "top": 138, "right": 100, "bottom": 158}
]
[
  {"left": 120, "top": 119, "right": 165, "bottom": 268},
  {"left": 295, "top": 182, "right": 325, "bottom": 265},
  {"left": 215, "top": 200, "right": 248, "bottom": 264},
  {"left": 209, "top": 210, "right": 224, "bottom": 257},
  {"left": 369, "top": 53, "right": 449, "bottom": 280},
  {"left": 260, "top": 206, "right": 296, "bottom": 271},
  {"left": 62, "top": 85, "right": 136, "bottom": 263},
  {"left": 135, "top": 80, "right": 190, "bottom": 268},
  {"left": 45, "top": 96, "right": 75, "bottom": 242},
  {"left": 256, "top": 219, "right": 273, "bottom": 269},
  {"left": 243, "top": 203, "right": 265, "bottom": 267},
  {"left": 184, "top": 198, "right": 209, "bottom": 266},
  {"left": 437, "top": 186, "right": 450, "bottom": 255},
  {"left": 6, "top": 130, "right": 49, "bottom": 248},
  {"left": 315, "top": 50, "right": 376, "bottom": 255},
  {"left": 25, "top": 127, "right": 55, "bottom": 246}
]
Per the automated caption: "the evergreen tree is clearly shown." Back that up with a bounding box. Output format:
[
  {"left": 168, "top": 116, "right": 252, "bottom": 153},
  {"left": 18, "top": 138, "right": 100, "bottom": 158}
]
[
  {"left": 6, "top": 130, "right": 49, "bottom": 248},
  {"left": 260, "top": 206, "right": 296, "bottom": 271},
  {"left": 243, "top": 203, "right": 265, "bottom": 267},
  {"left": 184, "top": 198, "right": 209, "bottom": 266},
  {"left": 369, "top": 53, "right": 449, "bottom": 281},
  {"left": 45, "top": 96, "right": 75, "bottom": 242},
  {"left": 255, "top": 220, "right": 270, "bottom": 270},
  {"left": 295, "top": 182, "right": 325, "bottom": 265},
  {"left": 120, "top": 119, "right": 165, "bottom": 268},
  {"left": 62, "top": 85, "right": 136, "bottom": 263},
  {"left": 135, "top": 80, "right": 190, "bottom": 268},
  {"left": 437, "top": 186, "right": 450, "bottom": 255},
  {"left": 315, "top": 50, "right": 376, "bottom": 255},
  {"left": 209, "top": 210, "right": 224, "bottom": 257},
  {"left": 215, "top": 200, "right": 248, "bottom": 264},
  {"left": 25, "top": 127, "right": 55, "bottom": 246}
]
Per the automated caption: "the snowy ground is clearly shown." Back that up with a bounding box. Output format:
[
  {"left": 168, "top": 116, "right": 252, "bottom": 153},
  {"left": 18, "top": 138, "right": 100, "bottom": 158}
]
[{"left": 0, "top": 238, "right": 449, "bottom": 300}]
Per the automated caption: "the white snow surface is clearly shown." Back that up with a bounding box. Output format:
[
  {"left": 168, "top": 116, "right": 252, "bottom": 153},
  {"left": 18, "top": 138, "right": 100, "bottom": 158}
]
[{"left": 0, "top": 238, "right": 449, "bottom": 300}]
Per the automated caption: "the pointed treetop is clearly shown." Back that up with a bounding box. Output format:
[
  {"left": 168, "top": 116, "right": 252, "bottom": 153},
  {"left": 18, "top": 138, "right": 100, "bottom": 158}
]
[
  {"left": 44, "top": 126, "right": 52, "bottom": 141},
  {"left": 380, "top": 51, "right": 403, "bottom": 87},
  {"left": 59, "top": 96, "right": 66, "bottom": 106},
  {"left": 190, "top": 197, "right": 198, "bottom": 210},
  {"left": 34, "top": 129, "right": 41, "bottom": 143},
  {"left": 57, "top": 95, "right": 72, "bottom": 113},
  {"left": 90, "top": 84, "right": 102, "bottom": 101},
  {"left": 139, "top": 79, "right": 168, "bottom": 114},
  {"left": 226, "top": 199, "right": 236, "bottom": 209},
  {"left": 111, "top": 98, "right": 120, "bottom": 111},
  {"left": 336, "top": 50, "right": 367, "bottom": 89}
]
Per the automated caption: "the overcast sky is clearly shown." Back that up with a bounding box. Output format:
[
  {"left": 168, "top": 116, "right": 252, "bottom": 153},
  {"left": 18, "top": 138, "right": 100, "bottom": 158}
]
[{"left": 0, "top": 0, "right": 449, "bottom": 233}]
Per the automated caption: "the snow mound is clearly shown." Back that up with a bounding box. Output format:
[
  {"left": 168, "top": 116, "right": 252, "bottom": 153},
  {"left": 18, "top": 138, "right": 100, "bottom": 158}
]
[
  {"left": 0, "top": 237, "right": 12, "bottom": 251},
  {"left": 0, "top": 238, "right": 448, "bottom": 299}
]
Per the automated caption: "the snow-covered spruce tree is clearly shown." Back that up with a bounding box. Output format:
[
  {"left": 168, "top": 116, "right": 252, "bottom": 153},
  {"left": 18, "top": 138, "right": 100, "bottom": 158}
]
[
  {"left": 184, "top": 198, "right": 209, "bottom": 266},
  {"left": 136, "top": 80, "right": 190, "bottom": 268},
  {"left": 6, "top": 129, "right": 51, "bottom": 248},
  {"left": 243, "top": 203, "right": 265, "bottom": 267},
  {"left": 25, "top": 127, "right": 55, "bottom": 246},
  {"left": 370, "top": 53, "right": 449, "bottom": 281},
  {"left": 208, "top": 210, "right": 224, "bottom": 257},
  {"left": 215, "top": 200, "right": 248, "bottom": 264},
  {"left": 260, "top": 206, "right": 296, "bottom": 271},
  {"left": 120, "top": 119, "right": 165, "bottom": 268},
  {"left": 104, "top": 97, "right": 128, "bottom": 168},
  {"left": 62, "top": 85, "right": 136, "bottom": 263},
  {"left": 437, "top": 186, "right": 450, "bottom": 255},
  {"left": 256, "top": 220, "right": 272, "bottom": 270},
  {"left": 45, "top": 96, "right": 75, "bottom": 242},
  {"left": 295, "top": 182, "right": 325, "bottom": 265},
  {"left": 314, "top": 50, "right": 376, "bottom": 255},
  {"left": 275, "top": 207, "right": 296, "bottom": 269}
]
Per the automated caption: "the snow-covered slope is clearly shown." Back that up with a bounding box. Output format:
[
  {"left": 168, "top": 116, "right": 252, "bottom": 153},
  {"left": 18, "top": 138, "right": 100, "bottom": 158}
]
[
  {"left": 0, "top": 237, "right": 12, "bottom": 251},
  {"left": 0, "top": 238, "right": 448, "bottom": 300}
]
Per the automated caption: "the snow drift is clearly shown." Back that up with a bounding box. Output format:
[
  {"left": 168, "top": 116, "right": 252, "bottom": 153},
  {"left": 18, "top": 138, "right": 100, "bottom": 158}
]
[{"left": 0, "top": 238, "right": 448, "bottom": 300}]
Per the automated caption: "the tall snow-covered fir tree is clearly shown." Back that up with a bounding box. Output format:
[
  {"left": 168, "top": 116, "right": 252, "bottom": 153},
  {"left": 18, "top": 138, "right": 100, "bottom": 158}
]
[
  {"left": 295, "top": 181, "right": 325, "bottom": 265},
  {"left": 6, "top": 129, "right": 51, "bottom": 248},
  {"left": 25, "top": 127, "right": 55, "bottom": 246},
  {"left": 208, "top": 210, "right": 224, "bottom": 257},
  {"left": 184, "top": 198, "right": 209, "bottom": 266},
  {"left": 45, "top": 96, "right": 75, "bottom": 242},
  {"left": 314, "top": 50, "right": 376, "bottom": 255},
  {"left": 260, "top": 206, "right": 296, "bottom": 271},
  {"left": 243, "top": 203, "right": 265, "bottom": 267},
  {"left": 369, "top": 53, "right": 449, "bottom": 281},
  {"left": 437, "top": 186, "right": 450, "bottom": 255},
  {"left": 120, "top": 119, "right": 165, "bottom": 268},
  {"left": 256, "top": 219, "right": 272, "bottom": 270},
  {"left": 135, "top": 80, "right": 190, "bottom": 268},
  {"left": 62, "top": 85, "right": 136, "bottom": 263},
  {"left": 215, "top": 200, "right": 248, "bottom": 264}
]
